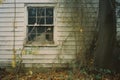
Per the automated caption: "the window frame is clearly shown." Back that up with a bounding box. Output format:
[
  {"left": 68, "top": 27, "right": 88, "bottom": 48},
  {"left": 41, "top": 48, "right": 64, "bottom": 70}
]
[{"left": 25, "top": 3, "right": 57, "bottom": 46}]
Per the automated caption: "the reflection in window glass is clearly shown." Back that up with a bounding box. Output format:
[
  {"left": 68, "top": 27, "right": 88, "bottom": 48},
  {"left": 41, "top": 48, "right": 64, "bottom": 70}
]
[
  {"left": 37, "top": 8, "right": 45, "bottom": 16},
  {"left": 46, "top": 17, "right": 53, "bottom": 24},
  {"left": 28, "top": 7, "right": 36, "bottom": 16},
  {"left": 28, "top": 18, "right": 36, "bottom": 24},
  {"left": 46, "top": 8, "right": 53, "bottom": 16},
  {"left": 27, "top": 26, "right": 54, "bottom": 44},
  {"left": 37, "top": 18, "right": 45, "bottom": 24}
]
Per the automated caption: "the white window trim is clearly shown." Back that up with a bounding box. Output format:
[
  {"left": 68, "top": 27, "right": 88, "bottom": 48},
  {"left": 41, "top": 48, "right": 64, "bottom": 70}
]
[{"left": 24, "top": 3, "right": 58, "bottom": 47}]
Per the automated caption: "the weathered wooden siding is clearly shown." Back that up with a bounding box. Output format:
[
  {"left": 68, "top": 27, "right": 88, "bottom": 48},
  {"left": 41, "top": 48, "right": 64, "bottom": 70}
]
[
  {"left": 116, "top": 0, "right": 120, "bottom": 42},
  {"left": 0, "top": 0, "right": 99, "bottom": 67}
]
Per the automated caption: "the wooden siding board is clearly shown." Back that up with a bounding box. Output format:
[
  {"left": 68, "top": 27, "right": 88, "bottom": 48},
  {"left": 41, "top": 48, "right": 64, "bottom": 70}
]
[
  {"left": 0, "top": 17, "right": 24, "bottom": 22},
  {"left": 0, "top": 3, "right": 24, "bottom": 8},
  {"left": 0, "top": 27, "right": 25, "bottom": 32},
  {"left": 0, "top": 46, "right": 23, "bottom": 50},
  {"left": 3, "top": 0, "right": 56, "bottom": 3},
  {"left": 0, "top": 31, "right": 24, "bottom": 36},
  {"left": 0, "top": 36, "right": 24, "bottom": 40},
  {"left": 22, "top": 60, "right": 72, "bottom": 64},
  {"left": 0, "top": 50, "right": 23, "bottom": 55},
  {"left": 0, "top": 42, "right": 23, "bottom": 46},
  {"left": 0, "top": 0, "right": 99, "bottom": 66},
  {"left": 0, "top": 22, "right": 24, "bottom": 27},
  {"left": 0, "top": 49, "right": 75, "bottom": 55},
  {"left": 0, "top": 8, "right": 24, "bottom": 13},
  {"left": 0, "top": 13, "right": 24, "bottom": 17},
  {"left": 22, "top": 54, "right": 74, "bottom": 59}
]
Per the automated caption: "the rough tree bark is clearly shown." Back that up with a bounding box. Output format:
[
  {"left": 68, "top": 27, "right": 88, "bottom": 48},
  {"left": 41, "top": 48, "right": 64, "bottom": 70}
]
[{"left": 94, "top": 0, "right": 116, "bottom": 69}]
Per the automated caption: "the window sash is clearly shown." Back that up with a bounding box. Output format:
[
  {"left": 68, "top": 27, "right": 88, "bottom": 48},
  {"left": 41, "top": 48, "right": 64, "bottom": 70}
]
[
  {"left": 26, "top": 4, "right": 55, "bottom": 45},
  {"left": 27, "top": 26, "right": 54, "bottom": 44},
  {"left": 28, "top": 7, "right": 54, "bottom": 25}
]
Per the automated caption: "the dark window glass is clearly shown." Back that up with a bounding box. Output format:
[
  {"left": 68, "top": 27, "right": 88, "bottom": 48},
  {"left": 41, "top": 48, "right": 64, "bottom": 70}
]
[
  {"left": 37, "top": 8, "right": 45, "bottom": 16},
  {"left": 46, "top": 26, "right": 53, "bottom": 32},
  {"left": 28, "top": 18, "right": 36, "bottom": 24},
  {"left": 28, "top": 7, "right": 53, "bottom": 25},
  {"left": 46, "top": 8, "right": 53, "bottom": 16},
  {"left": 46, "top": 17, "right": 53, "bottom": 24},
  {"left": 27, "top": 7, "right": 54, "bottom": 45},
  {"left": 28, "top": 27, "right": 37, "bottom": 41},
  {"left": 46, "top": 34, "right": 53, "bottom": 41},
  {"left": 37, "top": 18, "right": 45, "bottom": 24},
  {"left": 28, "top": 26, "right": 53, "bottom": 42},
  {"left": 28, "top": 7, "right": 36, "bottom": 16},
  {"left": 37, "top": 26, "right": 45, "bottom": 33}
]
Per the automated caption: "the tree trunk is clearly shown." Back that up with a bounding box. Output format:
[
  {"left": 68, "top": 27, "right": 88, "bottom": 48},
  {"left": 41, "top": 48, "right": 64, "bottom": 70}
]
[{"left": 94, "top": 0, "right": 116, "bottom": 69}]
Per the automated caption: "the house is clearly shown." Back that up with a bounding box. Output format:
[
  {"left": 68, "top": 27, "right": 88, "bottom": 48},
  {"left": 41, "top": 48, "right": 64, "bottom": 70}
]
[
  {"left": 116, "top": 0, "right": 120, "bottom": 42},
  {"left": 0, "top": 0, "right": 99, "bottom": 67}
]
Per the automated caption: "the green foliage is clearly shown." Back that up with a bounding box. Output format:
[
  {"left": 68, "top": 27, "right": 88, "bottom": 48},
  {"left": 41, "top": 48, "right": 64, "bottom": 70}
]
[
  {"left": 98, "top": 68, "right": 112, "bottom": 74},
  {"left": 94, "top": 74, "right": 102, "bottom": 80},
  {"left": 80, "top": 68, "right": 87, "bottom": 75},
  {"left": 67, "top": 71, "right": 73, "bottom": 80}
]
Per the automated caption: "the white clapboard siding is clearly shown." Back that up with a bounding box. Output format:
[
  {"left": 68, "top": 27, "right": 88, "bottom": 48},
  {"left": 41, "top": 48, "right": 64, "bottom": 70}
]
[
  {"left": 0, "top": 36, "right": 24, "bottom": 40},
  {"left": 0, "top": 8, "right": 24, "bottom": 13},
  {"left": 57, "top": 18, "right": 80, "bottom": 22},
  {"left": 0, "top": 45, "right": 23, "bottom": 50},
  {"left": 0, "top": 22, "right": 24, "bottom": 27},
  {"left": 117, "top": 19, "right": 120, "bottom": 23},
  {"left": 22, "top": 59, "right": 72, "bottom": 64},
  {"left": 57, "top": 32, "right": 75, "bottom": 37},
  {"left": 0, "top": 41, "right": 24, "bottom": 46},
  {"left": 0, "top": 55, "right": 13, "bottom": 59},
  {"left": 0, "top": 0, "right": 99, "bottom": 67},
  {"left": 57, "top": 28, "right": 95, "bottom": 32},
  {"left": 117, "top": 27, "right": 120, "bottom": 32},
  {"left": 57, "top": 12, "right": 79, "bottom": 16},
  {"left": 57, "top": 23, "right": 80, "bottom": 27},
  {"left": 117, "top": 23, "right": 120, "bottom": 27},
  {"left": 0, "top": 50, "right": 23, "bottom": 55},
  {"left": 0, "top": 49, "right": 75, "bottom": 55},
  {"left": 57, "top": 13, "right": 79, "bottom": 18},
  {"left": 24, "top": 63, "right": 68, "bottom": 67},
  {"left": 0, "top": 17, "right": 24, "bottom": 22},
  {"left": 0, "top": 60, "right": 12, "bottom": 62},
  {"left": 0, "top": 3, "right": 24, "bottom": 8},
  {"left": 3, "top": 0, "right": 56, "bottom": 3},
  {"left": 0, "top": 32, "right": 24, "bottom": 36},
  {"left": 22, "top": 54, "right": 74, "bottom": 60},
  {"left": 0, "top": 13, "right": 24, "bottom": 17},
  {"left": 0, "top": 27, "right": 25, "bottom": 32}
]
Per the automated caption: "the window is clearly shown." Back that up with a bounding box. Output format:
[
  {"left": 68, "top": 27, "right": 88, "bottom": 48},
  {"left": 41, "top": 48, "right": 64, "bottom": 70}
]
[{"left": 27, "top": 6, "right": 54, "bottom": 45}]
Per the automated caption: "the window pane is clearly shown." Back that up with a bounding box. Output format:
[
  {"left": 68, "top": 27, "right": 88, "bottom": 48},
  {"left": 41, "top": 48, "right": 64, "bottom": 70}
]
[
  {"left": 37, "top": 8, "right": 45, "bottom": 16},
  {"left": 37, "top": 26, "right": 45, "bottom": 33},
  {"left": 46, "top": 8, "right": 53, "bottom": 16},
  {"left": 27, "top": 26, "right": 54, "bottom": 44},
  {"left": 46, "top": 26, "right": 53, "bottom": 32},
  {"left": 28, "top": 26, "right": 36, "bottom": 33},
  {"left": 28, "top": 18, "right": 36, "bottom": 24},
  {"left": 28, "top": 34, "right": 36, "bottom": 41},
  {"left": 46, "top": 26, "right": 53, "bottom": 41},
  {"left": 28, "top": 7, "right": 36, "bottom": 16},
  {"left": 46, "top": 33, "right": 53, "bottom": 41},
  {"left": 46, "top": 17, "right": 53, "bottom": 24},
  {"left": 28, "top": 26, "right": 37, "bottom": 41},
  {"left": 27, "top": 6, "right": 54, "bottom": 45},
  {"left": 37, "top": 18, "right": 45, "bottom": 24}
]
